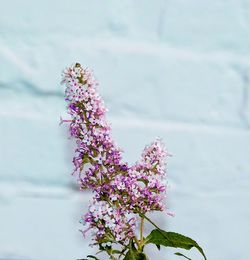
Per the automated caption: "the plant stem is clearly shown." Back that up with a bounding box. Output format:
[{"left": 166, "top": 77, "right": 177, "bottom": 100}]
[
  {"left": 138, "top": 216, "right": 145, "bottom": 251},
  {"left": 134, "top": 236, "right": 140, "bottom": 249},
  {"left": 140, "top": 217, "right": 144, "bottom": 242}
]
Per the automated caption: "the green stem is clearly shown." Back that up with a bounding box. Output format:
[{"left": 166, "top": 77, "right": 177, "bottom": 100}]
[
  {"left": 138, "top": 217, "right": 145, "bottom": 252},
  {"left": 134, "top": 236, "right": 140, "bottom": 249},
  {"left": 140, "top": 217, "right": 144, "bottom": 243}
]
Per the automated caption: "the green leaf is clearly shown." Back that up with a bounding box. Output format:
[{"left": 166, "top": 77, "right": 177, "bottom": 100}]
[
  {"left": 175, "top": 252, "right": 192, "bottom": 260},
  {"left": 145, "top": 229, "right": 206, "bottom": 260}
]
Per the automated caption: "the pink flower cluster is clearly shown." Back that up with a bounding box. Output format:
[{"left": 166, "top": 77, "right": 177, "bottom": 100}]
[
  {"left": 61, "top": 63, "right": 169, "bottom": 247},
  {"left": 83, "top": 200, "right": 136, "bottom": 244},
  {"left": 113, "top": 139, "right": 168, "bottom": 214}
]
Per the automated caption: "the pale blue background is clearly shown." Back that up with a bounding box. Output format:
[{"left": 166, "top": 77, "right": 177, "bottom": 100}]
[{"left": 0, "top": 1, "right": 250, "bottom": 260}]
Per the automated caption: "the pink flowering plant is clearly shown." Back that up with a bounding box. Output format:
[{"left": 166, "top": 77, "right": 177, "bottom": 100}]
[{"left": 61, "top": 63, "right": 206, "bottom": 260}]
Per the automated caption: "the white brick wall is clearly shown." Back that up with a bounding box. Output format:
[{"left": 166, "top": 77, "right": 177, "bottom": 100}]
[{"left": 1, "top": 1, "right": 250, "bottom": 259}]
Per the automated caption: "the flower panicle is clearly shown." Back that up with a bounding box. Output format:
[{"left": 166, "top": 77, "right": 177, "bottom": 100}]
[
  {"left": 61, "top": 63, "right": 125, "bottom": 189},
  {"left": 61, "top": 63, "right": 171, "bottom": 248}
]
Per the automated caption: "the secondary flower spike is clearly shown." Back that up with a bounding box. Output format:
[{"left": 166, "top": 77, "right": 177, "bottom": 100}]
[{"left": 60, "top": 63, "right": 206, "bottom": 260}]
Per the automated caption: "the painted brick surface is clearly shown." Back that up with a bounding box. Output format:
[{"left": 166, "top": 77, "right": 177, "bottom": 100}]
[
  {"left": 0, "top": 1, "right": 250, "bottom": 260},
  {"left": 160, "top": 0, "right": 250, "bottom": 53}
]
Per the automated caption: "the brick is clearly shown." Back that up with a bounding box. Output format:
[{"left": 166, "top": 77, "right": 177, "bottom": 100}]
[
  {"left": 160, "top": 0, "right": 250, "bottom": 53},
  {"left": 0, "top": 191, "right": 95, "bottom": 260},
  {"left": 97, "top": 54, "right": 244, "bottom": 126},
  {"left": 0, "top": 95, "right": 70, "bottom": 185},
  {"left": 0, "top": 47, "right": 246, "bottom": 126},
  {"left": 0, "top": 0, "right": 165, "bottom": 41}
]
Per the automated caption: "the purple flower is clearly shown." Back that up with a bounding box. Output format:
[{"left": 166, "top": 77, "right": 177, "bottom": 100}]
[{"left": 61, "top": 63, "right": 170, "bottom": 247}]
